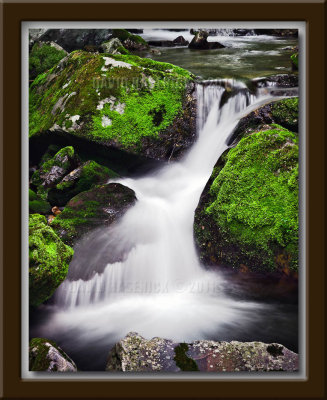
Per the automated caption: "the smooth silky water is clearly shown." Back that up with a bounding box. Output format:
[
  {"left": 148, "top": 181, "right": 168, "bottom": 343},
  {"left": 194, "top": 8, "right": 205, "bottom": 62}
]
[{"left": 30, "top": 77, "right": 298, "bottom": 370}]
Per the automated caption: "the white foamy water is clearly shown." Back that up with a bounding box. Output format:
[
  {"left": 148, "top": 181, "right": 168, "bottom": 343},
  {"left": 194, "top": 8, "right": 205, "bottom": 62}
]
[{"left": 37, "top": 81, "right": 286, "bottom": 349}]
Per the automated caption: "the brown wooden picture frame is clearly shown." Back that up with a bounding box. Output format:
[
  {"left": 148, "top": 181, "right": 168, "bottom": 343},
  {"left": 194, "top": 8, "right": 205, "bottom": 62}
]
[{"left": 1, "top": 1, "right": 326, "bottom": 399}]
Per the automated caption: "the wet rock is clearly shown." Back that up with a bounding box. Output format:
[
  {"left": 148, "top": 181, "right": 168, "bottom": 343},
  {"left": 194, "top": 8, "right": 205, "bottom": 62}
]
[
  {"left": 229, "top": 97, "right": 299, "bottom": 146},
  {"left": 52, "top": 183, "right": 136, "bottom": 246},
  {"left": 106, "top": 332, "right": 298, "bottom": 372},
  {"left": 189, "top": 30, "right": 225, "bottom": 50},
  {"left": 148, "top": 40, "right": 175, "bottom": 47},
  {"left": 29, "top": 338, "right": 77, "bottom": 372},
  {"left": 253, "top": 74, "right": 298, "bottom": 89},
  {"left": 173, "top": 35, "right": 189, "bottom": 46}
]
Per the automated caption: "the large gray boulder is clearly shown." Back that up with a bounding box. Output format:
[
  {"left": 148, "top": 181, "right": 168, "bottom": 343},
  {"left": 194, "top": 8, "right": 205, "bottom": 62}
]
[
  {"left": 106, "top": 332, "right": 298, "bottom": 372},
  {"left": 29, "top": 338, "right": 77, "bottom": 372}
]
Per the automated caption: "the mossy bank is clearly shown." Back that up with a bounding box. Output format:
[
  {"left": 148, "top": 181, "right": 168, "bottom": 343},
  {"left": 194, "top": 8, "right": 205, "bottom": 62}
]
[{"left": 30, "top": 51, "right": 196, "bottom": 161}]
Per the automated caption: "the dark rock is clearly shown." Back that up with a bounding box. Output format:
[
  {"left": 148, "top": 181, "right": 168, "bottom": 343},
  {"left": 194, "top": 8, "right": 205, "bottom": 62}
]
[
  {"left": 254, "top": 29, "right": 298, "bottom": 37},
  {"left": 29, "top": 338, "right": 77, "bottom": 372},
  {"left": 189, "top": 30, "right": 225, "bottom": 50},
  {"left": 126, "top": 29, "right": 143, "bottom": 34},
  {"left": 48, "top": 160, "right": 118, "bottom": 206},
  {"left": 229, "top": 97, "right": 299, "bottom": 146},
  {"left": 148, "top": 40, "right": 175, "bottom": 47},
  {"left": 29, "top": 51, "right": 195, "bottom": 163},
  {"left": 253, "top": 74, "right": 298, "bottom": 89},
  {"left": 52, "top": 183, "right": 136, "bottom": 246},
  {"left": 38, "top": 29, "right": 113, "bottom": 52},
  {"left": 172, "top": 36, "right": 189, "bottom": 46},
  {"left": 105, "top": 332, "right": 299, "bottom": 372}
]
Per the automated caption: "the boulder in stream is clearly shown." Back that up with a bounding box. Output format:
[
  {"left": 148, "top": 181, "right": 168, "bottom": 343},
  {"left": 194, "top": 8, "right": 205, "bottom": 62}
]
[{"left": 189, "top": 30, "right": 225, "bottom": 50}]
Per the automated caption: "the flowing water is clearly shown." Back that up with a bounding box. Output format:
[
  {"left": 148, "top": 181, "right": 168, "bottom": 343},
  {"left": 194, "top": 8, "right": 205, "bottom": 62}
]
[
  {"left": 30, "top": 80, "right": 298, "bottom": 371},
  {"left": 139, "top": 29, "right": 298, "bottom": 80}
]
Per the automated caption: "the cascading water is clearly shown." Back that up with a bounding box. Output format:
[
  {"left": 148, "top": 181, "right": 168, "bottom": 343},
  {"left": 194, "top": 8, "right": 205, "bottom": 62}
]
[{"left": 34, "top": 81, "right": 295, "bottom": 370}]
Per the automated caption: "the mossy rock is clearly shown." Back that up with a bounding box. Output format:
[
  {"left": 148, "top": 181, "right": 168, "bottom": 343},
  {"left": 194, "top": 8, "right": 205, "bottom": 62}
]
[
  {"left": 29, "top": 214, "right": 74, "bottom": 307},
  {"left": 29, "top": 51, "right": 196, "bottom": 161},
  {"left": 51, "top": 183, "right": 136, "bottom": 246},
  {"left": 29, "top": 188, "right": 52, "bottom": 214},
  {"left": 48, "top": 160, "right": 119, "bottom": 206},
  {"left": 29, "top": 337, "right": 77, "bottom": 372},
  {"left": 29, "top": 42, "right": 67, "bottom": 81},
  {"left": 229, "top": 97, "right": 298, "bottom": 146},
  {"left": 194, "top": 125, "right": 298, "bottom": 272},
  {"left": 31, "top": 146, "right": 79, "bottom": 199}
]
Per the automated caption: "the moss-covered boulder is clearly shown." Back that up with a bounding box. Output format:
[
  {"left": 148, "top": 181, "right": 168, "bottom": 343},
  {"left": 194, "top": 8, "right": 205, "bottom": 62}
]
[
  {"left": 194, "top": 125, "right": 298, "bottom": 272},
  {"left": 48, "top": 160, "right": 119, "bottom": 206},
  {"left": 229, "top": 97, "right": 298, "bottom": 146},
  {"left": 52, "top": 183, "right": 136, "bottom": 246},
  {"left": 106, "top": 332, "right": 298, "bottom": 372},
  {"left": 29, "top": 214, "right": 74, "bottom": 307},
  {"left": 29, "top": 42, "right": 67, "bottom": 81},
  {"left": 31, "top": 146, "right": 79, "bottom": 198},
  {"left": 29, "top": 51, "right": 196, "bottom": 161},
  {"left": 29, "top": 338, "right": 77, "bottom": 372}
]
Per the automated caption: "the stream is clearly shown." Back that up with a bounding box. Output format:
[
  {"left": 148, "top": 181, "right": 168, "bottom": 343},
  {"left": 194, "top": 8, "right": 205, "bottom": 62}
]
[{"left": 30, "top": 32, "right": 298, "bottom": 371}]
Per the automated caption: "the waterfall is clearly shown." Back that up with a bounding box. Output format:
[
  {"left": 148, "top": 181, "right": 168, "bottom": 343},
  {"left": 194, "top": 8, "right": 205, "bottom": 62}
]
[{"left": 40, "top": 80, "right": 288, "bottom": 347}]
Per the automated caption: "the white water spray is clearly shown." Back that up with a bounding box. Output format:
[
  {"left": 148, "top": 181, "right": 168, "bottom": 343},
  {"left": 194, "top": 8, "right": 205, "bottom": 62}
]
[{"left": 39, "top": 81, "right": 287, "bottom": 349}]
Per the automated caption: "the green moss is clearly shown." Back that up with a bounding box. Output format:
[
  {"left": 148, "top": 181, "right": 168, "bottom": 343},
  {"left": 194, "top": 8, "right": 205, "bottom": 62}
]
[
  {"left": 271, "top": 97, "right": 298, "bottom": 132},
  {"left": 206, "top": 125, "right": 298, "bottom": 271},
  {"left": 29, "top": 43, "right": 66, "bottom": 81},
  {"left": 29, "top": 51, "right": 194, "bottom": 153},
  {"left": 52, "top": 183, "right": 135, "bottom": 245},
  {"left": 29, "top": 338, "right": 75, "bottom": 371},
  {"left": 112, "top": 29, "right": 147, "bottom": 46},
  {"left": 29, "top": 199, "right": 51, "bottom": 214},
  {"left": 29, "top": 214, "right": 73, "bottom": 307},
  {"left": 174, "top": 343, "right": 199, "bottom": 371},
  {"left": 290, "top": 53, "right": 298, "bottom": 70},
  {"left": 116, "top": 46, "right": 130, "bottom": 55}
]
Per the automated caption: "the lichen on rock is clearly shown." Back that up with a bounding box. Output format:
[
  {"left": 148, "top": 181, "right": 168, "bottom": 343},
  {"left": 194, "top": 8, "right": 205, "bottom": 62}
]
[{"left": 105, "top": 332, "right": 298, "bottom": 372}]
